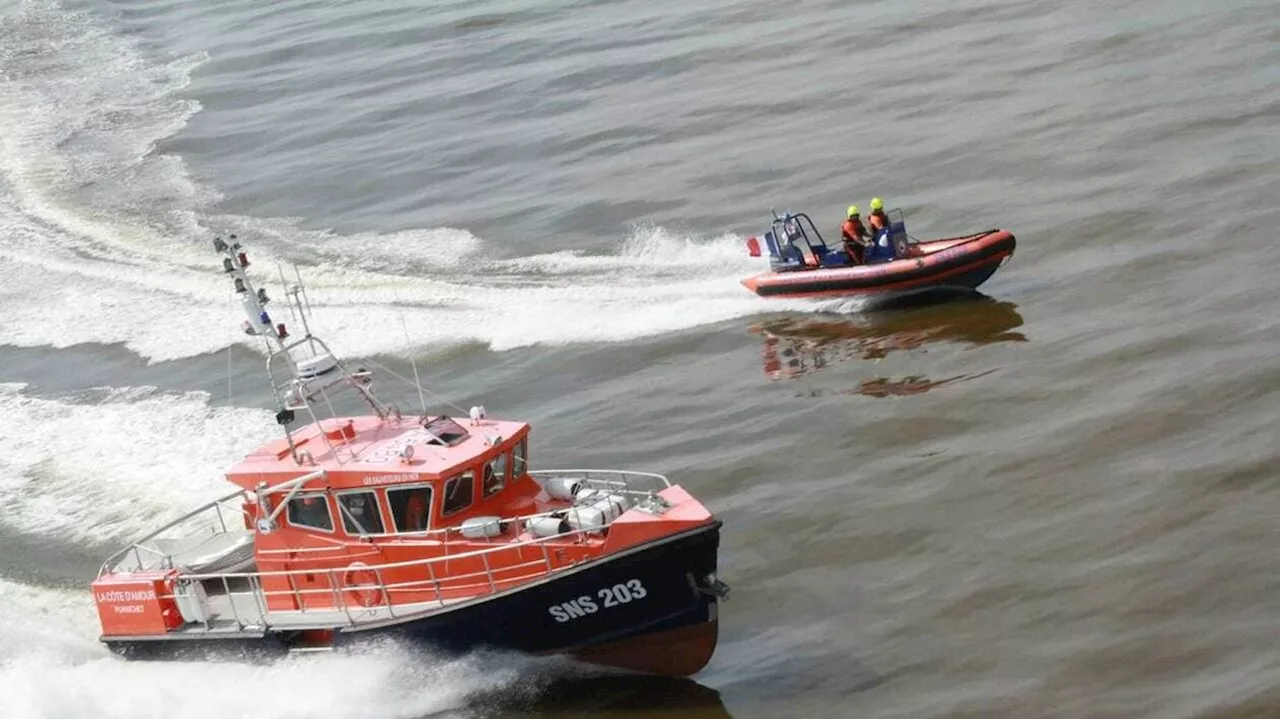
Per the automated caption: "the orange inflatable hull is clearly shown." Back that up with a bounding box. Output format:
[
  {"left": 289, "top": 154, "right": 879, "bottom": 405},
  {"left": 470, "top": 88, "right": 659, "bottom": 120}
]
[{"left": 742, "top": 229, "right": 1015, "bottom": 299}]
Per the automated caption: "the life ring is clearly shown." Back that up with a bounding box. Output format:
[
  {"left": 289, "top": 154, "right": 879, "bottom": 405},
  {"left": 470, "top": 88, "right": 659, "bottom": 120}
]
[{"left": 341, "top": 561, "right": 385, "bottom": 608}]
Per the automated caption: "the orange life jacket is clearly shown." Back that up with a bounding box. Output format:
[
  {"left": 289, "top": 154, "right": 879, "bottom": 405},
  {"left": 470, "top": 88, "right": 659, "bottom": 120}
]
[{"left": 841, "top": 218, "right": 867, "bottom": 243}]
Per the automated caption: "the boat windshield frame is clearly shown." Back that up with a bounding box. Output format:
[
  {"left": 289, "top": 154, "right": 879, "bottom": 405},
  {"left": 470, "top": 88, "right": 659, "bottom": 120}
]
[{"left": 771, "top": 212, "right": 830, "bottom": 254}]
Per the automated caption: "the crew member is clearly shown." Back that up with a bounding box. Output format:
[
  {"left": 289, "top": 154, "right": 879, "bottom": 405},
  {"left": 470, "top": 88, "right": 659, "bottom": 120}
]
[
  {"left": 404, "top": 490, "right": 428, "bottom": 532},
  {"left": 865, "top": 197, "right": 892, "bottom": 263},
  {"left": 867, "top": 197, "right": 889, "bottom": 235},
  {"left": 840, "top": 205, "right": 869, "bottom": 264}
]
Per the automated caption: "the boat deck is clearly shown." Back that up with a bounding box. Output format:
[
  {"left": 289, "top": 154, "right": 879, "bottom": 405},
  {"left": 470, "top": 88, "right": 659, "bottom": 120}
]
[{"left": 167, "top": 580, "right": 466, "bottom": 636}]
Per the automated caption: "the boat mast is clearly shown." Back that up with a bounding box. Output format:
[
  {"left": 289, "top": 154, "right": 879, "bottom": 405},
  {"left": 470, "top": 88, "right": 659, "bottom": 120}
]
[{"left": 213, "top": 235, "right": 390, "bottom": 466}]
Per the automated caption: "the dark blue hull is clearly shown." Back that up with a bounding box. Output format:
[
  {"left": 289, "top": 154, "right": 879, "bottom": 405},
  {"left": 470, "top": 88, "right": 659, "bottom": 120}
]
[{"left": 343, "top": 521, "right": 723, "bottom": 674}]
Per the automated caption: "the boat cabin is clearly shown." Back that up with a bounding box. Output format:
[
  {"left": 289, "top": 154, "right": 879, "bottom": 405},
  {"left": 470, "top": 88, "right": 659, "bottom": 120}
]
[
  {"left": 230, "top": 413, "right": 532, "bottom": 541},
  {"left": 212, "top": 410, "right": 558, "bottom": 612}
]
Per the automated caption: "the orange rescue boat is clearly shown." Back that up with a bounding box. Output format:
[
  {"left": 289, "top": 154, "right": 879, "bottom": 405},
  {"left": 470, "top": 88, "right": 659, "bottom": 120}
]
[
  {"left": 741, "top": 210, "right": 1015, "bottom": 299},
  {"left": 90, "top": 236, "right": 728, "bottom": 675}
]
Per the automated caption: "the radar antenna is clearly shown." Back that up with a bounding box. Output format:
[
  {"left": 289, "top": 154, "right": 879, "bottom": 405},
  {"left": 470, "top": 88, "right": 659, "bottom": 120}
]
[{"left": 213, "top": 235, "right": 389, "bottom": 466}]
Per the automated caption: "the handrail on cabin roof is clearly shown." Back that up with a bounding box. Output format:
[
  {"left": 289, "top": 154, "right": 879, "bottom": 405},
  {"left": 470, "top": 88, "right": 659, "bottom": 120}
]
[{"left": 99, "top": 469, "right": 673, "bottom": 578}]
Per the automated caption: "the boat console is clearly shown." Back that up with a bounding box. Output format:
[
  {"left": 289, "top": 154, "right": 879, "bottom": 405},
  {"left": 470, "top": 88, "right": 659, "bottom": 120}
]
[{"left": 746, "top": 209, "right": 912, "bottom": 272}]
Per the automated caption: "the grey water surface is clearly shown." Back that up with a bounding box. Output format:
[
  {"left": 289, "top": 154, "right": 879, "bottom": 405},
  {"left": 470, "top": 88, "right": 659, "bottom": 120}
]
[{"left": 0, "top": 0, "right": 1277, "bottom": 717}]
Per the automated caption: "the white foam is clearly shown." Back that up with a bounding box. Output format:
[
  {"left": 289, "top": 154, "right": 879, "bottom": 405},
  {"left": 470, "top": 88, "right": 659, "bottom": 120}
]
[
  {"left": 496, "top": 225, "right": 760, "bottom": 276},
  {"left": 201, "top": 215, "right": 486, "bottom": 274},
  {"left": 0, "top": 577, "right": 527, "bottom": 719},
  {"left": 0, "top": 383, "right": 280, "bottom": 544},
  {"left": 0, "top": 0, "right": 233, "bottom": 363},
  {"left": 0, "top": 577, "right": 103, "bottom": 667},
  {"left": 313, "top": 228, "right": 485, "bottom": 272},
  {"left": 0, "top": 0, "right": 211, "bottom": 265},
  {"left": 0, "top": 377, "right": 554, "bottom": 718},
  {"left": 280, "top": 226, "right": 789, "bottom": 355},
  {"left": 0, "top": 0, "right": 826, "bottom": 365},
  {"left": 0, "top": 215, "right": 800, "bottom": 361}
]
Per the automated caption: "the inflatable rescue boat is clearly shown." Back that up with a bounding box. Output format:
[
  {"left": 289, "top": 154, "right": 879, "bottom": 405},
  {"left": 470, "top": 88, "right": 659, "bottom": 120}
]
[{"left": 741, "top": 210, "right": 1015, "bottom": 299}]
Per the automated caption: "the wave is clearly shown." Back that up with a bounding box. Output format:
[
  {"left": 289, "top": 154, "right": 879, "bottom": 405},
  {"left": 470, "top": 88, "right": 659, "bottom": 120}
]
[
  {"left": 0, "top": 383, "right": 279, "bottom": 544},
  {"left": 0, "top": 1, "right": 824, "bottom": 365},
  {"left": 0, "top": 576, "right": 532, "bottom": 719}
]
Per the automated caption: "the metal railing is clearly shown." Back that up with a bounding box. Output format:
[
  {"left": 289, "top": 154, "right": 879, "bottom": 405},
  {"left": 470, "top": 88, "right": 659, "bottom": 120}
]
[
  {"left": 527, "top": 469, "right": 671, "bottom": 499},
  {"left": 99, "top": 489, "right": 253, "bottom": 576},
  {"left": 244, "top": 469, "right": 672, "bottom": 549},
  {"left": 100, "top": 468, "right": 681, "bottom": 635},
  {"left": 165, "top": 521, "right": 627, "bottom": 632}
]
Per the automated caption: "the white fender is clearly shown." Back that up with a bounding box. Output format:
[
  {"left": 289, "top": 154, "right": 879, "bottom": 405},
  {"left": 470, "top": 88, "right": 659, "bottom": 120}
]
[
  {"left": 460, "top": 516, "right": 503, "bottom": 539},
  {"left": 526, "top": 516, "right": 567, "bottom": 538},
  {"left": 544, "top": 476, "right": 582, "bottom": 501},
  {"left": 565, "top": 506, "right": 606, "bottom": 532}
]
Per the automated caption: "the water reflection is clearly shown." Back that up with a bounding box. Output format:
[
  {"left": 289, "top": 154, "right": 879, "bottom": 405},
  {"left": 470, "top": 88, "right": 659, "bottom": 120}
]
[{"left": 751, "top": 293, "right": 1026, "bottom": 397}]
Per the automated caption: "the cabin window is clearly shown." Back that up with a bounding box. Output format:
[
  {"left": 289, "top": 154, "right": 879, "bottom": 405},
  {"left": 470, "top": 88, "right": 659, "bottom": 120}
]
[
  {"left": 442, "top": 470, "right": 474, "bottom": 516},
  {"left": 286, "top": 493, "right": 334, "bottom": 532},
  {"left": 513, "top": 438, "right": 528, "bottom": 477},
  {"left": 483, "top": 453, "right": 508, "bottom": 498},
  {"left": 388, "top": 485, "right": 432, "bottom": 532},
  {"left": 338, "top": 491, "right": 384, "bottom": 535}
]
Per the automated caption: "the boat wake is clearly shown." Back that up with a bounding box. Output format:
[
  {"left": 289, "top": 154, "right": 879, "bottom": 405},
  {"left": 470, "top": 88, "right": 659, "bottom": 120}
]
[
  {"left": 0, "top": 383, "right": 278, "bottom": 544},
  {"left": 0, "top": 0, "right": 834, "bottom": 365},
  {"left": 0, "top": 578, "right": 538, "bottom": 719},
  {"left": 0, "top": 383, "right": 648, "bottom": 719}
]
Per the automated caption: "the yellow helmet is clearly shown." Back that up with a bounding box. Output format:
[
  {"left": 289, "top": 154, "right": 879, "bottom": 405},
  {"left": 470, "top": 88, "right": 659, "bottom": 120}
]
[
  {"left": 870, "top": 197, "right": 884, "bottom": 211},
  {"left": 847, "top": 205, "right": 860, "bottom": 217}
]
